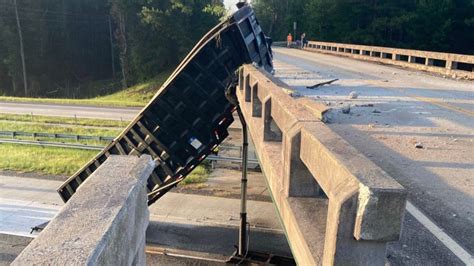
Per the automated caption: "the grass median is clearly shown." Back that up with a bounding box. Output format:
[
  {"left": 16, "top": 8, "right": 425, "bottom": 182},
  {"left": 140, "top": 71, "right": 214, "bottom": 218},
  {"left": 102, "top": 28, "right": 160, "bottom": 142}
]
[
  {"left": 0, "top": 113, "right": 129, "bottom": 128},
  {"left": 0, "top": 73, "right": 168, "bottom": 108},
  {"left": 0, "top": 121, "right": 122, "bottom": 137},
  {"left": 180, "top": 161, "right": 212, "bottom": 185},
  {"left": 0, "top": 143, "right": 97, "bottom": 176},
  {"left": 0, "top": 142, "right": 212, "bottom": 185},
  {"left": 0, "top": 114, "right": 123, "bottom": 146},
  {"left": 0, "top": 114, "right": 117, "bottom": 176},
  {"left": 0, "top": 112, "right": 211, "bottom": 184}
]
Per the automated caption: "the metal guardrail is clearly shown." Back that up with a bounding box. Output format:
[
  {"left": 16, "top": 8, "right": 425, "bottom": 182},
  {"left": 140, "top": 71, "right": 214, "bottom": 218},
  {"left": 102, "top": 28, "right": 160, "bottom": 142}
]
[
  {"left": 0, "top": 130, "right": 114, "bottom": 142},
  {"left": 0, "top": 138, "right": 259, "bottom": 164},
  {"left": 0, "top": 138, "right": 104, "bottom": 150}
]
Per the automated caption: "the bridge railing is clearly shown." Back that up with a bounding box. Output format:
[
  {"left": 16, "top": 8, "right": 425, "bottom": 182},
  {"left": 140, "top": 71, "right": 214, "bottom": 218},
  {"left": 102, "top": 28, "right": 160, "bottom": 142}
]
[
  {"left": 12, "top": 155, "right": 155, "bottom": 266},
  {"left": 237, "top": 65, "right": 407, "bottom": 265},
  {"left": 303, "top": 41, "right": 474, "bottom": 79}
]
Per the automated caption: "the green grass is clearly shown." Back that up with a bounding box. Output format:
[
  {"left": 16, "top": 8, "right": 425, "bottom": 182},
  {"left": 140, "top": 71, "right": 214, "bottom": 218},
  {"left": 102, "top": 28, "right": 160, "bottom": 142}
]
[
  {"left": 0, "top": 144, "right": 97, "bottom": 176},
  {"left": 180, "top": 161, "right": 212, "bottom": 185},
  {"left": 0, "top": 73, "right": 169, "bottom": 107},
  {"left": 0, "top": 106, "right": 214, "bottom": 181},
  {"left": 0, "top": 116, "right": 122, "bottom": 175},
  {"left": 0, "top": 142, "right": 213, "bottom": 180},
  {"left": 0, "top": 113, "right": 128, "bottom": 127},
  {"left": 90, "top": 75, "right": 167, "bottom": 106}
]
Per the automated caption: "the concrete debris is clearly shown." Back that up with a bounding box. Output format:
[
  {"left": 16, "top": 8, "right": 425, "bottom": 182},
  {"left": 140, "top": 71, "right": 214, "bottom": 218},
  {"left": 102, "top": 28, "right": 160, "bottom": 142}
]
[
  {"left": 415, "top": 142, "right": 424, "bottom": 149},
  {"left": 306, "top": 78, "right": 339, "bottom": 89},
  {"left": 349, "top": 91, "right": 359, "bottom": 99},
  {"left": 282, "top": 88, "right": 301, "bottom": 97},
  {"left": 357, "top": 104, "right": 374, "bottom": 107},
  {"left": 342, "top": 105, "right": 351, "bottom": 114}
]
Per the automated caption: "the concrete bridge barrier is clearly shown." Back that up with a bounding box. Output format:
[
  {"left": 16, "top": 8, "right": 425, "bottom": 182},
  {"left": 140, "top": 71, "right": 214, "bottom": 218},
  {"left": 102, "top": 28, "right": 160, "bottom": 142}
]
[
  {"left": 304, "top": 41, "right": 474, "bottom": 79},
  {"left": 237, "top": 65, "right": 407, "bottom": 265},
  {"left": 12, "top": 155, "right": 155, "bottom": 266}
]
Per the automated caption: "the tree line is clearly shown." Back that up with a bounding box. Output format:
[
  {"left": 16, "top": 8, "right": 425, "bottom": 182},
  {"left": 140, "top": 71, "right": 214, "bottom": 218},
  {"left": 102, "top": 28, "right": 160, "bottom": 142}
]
[
  {"left": 253, "top": 0, "right": 474, "bottom": 55},
  {"left": 0, "top": 0, "right": 225, "bottom": 97}
]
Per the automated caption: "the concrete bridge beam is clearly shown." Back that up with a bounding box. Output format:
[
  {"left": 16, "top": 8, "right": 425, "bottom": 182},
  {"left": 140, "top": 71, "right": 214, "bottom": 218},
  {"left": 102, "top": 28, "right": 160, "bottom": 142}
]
[
  {"left": 237, "top": 65, "right": 407, "bottom": 265},
  {"left": 12, "top": 155, "right": 155, "bottom": 266}
]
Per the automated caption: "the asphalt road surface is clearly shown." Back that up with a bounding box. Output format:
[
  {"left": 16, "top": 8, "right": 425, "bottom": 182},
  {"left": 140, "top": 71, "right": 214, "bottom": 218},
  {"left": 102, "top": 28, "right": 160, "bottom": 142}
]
[{"left": 273, "top": 47, "right": 473, "bottom": 264}]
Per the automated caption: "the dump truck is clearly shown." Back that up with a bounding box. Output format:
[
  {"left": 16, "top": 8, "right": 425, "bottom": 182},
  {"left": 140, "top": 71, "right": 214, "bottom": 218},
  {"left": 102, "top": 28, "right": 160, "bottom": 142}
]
[{"left": 57, "top": 3, "right": 273, "bottom": 205}]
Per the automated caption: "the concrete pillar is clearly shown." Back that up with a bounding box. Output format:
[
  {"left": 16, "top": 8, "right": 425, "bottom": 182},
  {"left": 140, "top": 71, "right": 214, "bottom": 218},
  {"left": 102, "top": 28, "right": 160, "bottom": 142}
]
[
  {"left": 251, "top": 82, "right": 262, "bottom": 117},
  {"left": 283, "top": 123, "right": 324, "bottom": 198},
  {"left": 263, "top": 97, "right": 282, "bottom": 142},
  {"left": 244, "top": 74, "right": 251, "bottom": 102},
  {"left": 449, "top": 61, "right": 457, "bottom": 70}
]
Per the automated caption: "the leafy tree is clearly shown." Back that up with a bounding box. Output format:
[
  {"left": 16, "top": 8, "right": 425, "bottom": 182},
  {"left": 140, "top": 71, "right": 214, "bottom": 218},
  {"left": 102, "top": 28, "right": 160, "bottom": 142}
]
[
  {"left": 253, "top": 0, "right": 474, "bottom": 54},
  {"left": 0, "top": 0, "right": 224, "bottom": 97}
]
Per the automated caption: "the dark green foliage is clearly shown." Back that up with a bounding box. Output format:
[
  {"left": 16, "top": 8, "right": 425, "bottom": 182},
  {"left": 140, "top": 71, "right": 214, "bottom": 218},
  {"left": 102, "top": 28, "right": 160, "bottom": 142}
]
[
  {"left": 253, "top": 0, "right": 474, "bottom": 54},
  {"left": 0, "top": 0, "right": 224, "bottom": 97}
]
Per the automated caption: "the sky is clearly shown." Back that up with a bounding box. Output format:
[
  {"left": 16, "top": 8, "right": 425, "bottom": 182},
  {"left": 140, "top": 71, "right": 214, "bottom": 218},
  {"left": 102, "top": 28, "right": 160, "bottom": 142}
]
[{"left": 224, "top": 0, "right": 251, "bottom": 12}]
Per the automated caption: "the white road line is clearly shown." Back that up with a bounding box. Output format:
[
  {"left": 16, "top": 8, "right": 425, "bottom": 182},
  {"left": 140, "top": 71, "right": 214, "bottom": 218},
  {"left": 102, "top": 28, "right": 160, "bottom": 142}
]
[
  {"left": 406, "top": 201, "right": 474, "bottom": 265},
  {"left": 0, "top": 198, "right": 59, "bottom": 238}
]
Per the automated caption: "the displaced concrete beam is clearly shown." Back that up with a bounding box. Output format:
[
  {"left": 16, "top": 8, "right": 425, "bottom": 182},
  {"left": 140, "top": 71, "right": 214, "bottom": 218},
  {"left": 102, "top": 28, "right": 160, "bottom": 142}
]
[
  {"left": 237, "top": 65, "right": 407, "bottom": 265},
  {"left": 12, "top": 155, "right": 155, "bottom": 266}
]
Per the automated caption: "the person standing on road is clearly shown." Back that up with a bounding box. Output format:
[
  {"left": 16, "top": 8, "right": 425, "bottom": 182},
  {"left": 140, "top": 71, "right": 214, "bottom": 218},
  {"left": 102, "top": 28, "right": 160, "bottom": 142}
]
[
  {"left": 301, "top": 33, "right": 307, "bottom": 48},
  {"left": 287, "top": 33, "right": 293, "bottom": 47}
]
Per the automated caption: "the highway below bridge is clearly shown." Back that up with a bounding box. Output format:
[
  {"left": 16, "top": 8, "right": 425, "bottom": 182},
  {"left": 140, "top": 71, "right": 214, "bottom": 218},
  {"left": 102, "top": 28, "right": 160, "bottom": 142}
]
[{"left": 0, "top": 47, "right": 472, "bottom": 264}]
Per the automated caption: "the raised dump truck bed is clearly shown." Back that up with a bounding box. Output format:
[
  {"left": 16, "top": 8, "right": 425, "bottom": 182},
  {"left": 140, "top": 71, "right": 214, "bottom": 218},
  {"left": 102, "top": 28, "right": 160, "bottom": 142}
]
[{"left": 57, "top": 4, "right": 273, "bottom": 204}]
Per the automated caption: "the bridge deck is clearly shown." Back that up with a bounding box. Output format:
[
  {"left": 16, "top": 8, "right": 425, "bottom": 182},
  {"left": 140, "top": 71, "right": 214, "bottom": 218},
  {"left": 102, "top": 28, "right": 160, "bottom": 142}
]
[{"left": 274, "top": 47, "right": 473, "bottom": 257}]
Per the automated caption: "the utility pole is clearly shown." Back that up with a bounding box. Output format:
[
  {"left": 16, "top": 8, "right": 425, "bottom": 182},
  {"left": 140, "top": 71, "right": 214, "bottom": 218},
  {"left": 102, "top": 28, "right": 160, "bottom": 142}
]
[
  {"left": 108, "top": 16, "right": 116, "bottom": 78},
  {"left": 14, "top": 0, "right": 28, "bottom": 96},
  {"left": 293, "top": 21, "right": 297, "bottom": 41}
]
